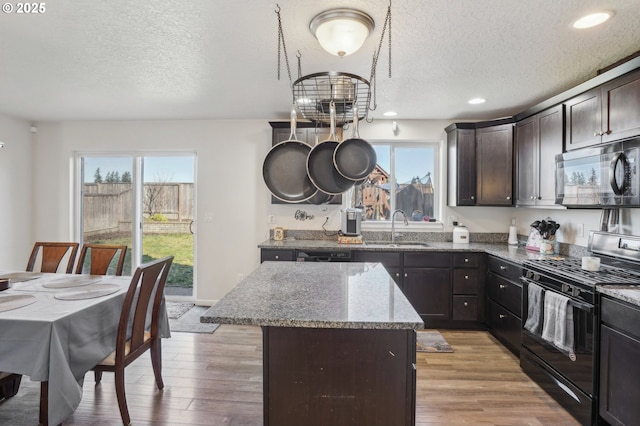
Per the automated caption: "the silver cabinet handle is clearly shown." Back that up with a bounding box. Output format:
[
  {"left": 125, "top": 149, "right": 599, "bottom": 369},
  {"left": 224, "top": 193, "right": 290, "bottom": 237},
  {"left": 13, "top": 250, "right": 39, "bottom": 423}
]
[
  {"left": 499, "top": 284, "right": 507, "bottom": 289},
  {"left": 395, "top": 272, "right": 400, "bottom": 277},
  {"left": 464, "top": 275, "right": 469, "bottom": 279},
  {"left": 530, "top": 196, "right": 535, "bottom": 200},
  {"left": 471, "top": 196, "right": 475, "bottom": 200},
  {"left": 500, "top": 265, "right": 507, "bottom": 270},
  {"left": 464, "top": 258, "right": 469, "bottom": 263},
  {"left": 275, "top": 255, "right": 279, "bottom": 260},
  {"left": 464, "top": 301, "right": 469, "bottom": 307},
  {"left": 499, "top": 314, "right": 506, "bottom": 319},
  {"left": 404, "top": 273, "right": 408, "bottom": 277},
  {"left": 506, "top": 196, "right": 511, "bottom": 200}
]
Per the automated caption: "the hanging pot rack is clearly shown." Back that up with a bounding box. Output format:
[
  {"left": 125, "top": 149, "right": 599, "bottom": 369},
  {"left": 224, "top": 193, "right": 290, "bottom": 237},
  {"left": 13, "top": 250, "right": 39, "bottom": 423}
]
[{"left": 292, "top": 72, "right": 370, "bottom": 126}]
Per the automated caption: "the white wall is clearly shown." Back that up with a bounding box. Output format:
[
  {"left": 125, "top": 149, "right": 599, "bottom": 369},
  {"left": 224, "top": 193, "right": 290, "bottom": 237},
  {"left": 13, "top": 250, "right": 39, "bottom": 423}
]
[
  {"left": 27, "top": 118, "right": 640, "bottom": 304},
  {"left": 0, "top": 113, "right": 34, "bottom": 269}
]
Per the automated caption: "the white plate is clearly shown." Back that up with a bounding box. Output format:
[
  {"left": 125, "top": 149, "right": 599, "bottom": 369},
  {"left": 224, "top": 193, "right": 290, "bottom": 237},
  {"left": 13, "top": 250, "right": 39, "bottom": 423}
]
[
  {"left": 0, "top": 272, "right": 43, "bottom": 283},
  {"left": 0, "top": 294, "right": 37, "bottom": 312},
  {"left": 54, "top": 284, "right": 121, "bottom": 300},
  {"left": 43, "top": 275, "right": 103, "bottom": 289}
]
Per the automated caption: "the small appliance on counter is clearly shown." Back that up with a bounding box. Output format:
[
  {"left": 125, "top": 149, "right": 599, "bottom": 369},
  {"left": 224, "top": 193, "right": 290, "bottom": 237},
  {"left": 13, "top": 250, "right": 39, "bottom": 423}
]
[
  {"left": 341, "top": 208, "right": 362, "bottom": 236},
  {"left": 452, "top": 222, "right": 469, "bottom": 244}
]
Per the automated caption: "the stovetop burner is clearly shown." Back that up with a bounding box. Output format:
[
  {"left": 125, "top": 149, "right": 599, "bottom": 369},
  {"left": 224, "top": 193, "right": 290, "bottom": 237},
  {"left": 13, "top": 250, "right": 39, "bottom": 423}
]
[{"left": 524, "top": 257, "right": 640, "bottom": 287}]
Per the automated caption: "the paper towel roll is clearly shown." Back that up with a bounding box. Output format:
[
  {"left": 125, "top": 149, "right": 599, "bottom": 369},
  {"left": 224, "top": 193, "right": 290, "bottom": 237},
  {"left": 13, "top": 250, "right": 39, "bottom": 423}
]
[{"left": 508, "top": 225, "right": 518, "bottom": 245}]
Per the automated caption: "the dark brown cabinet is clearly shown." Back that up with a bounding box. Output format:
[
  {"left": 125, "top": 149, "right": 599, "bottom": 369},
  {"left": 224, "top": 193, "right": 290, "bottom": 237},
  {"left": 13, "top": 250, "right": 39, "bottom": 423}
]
[
  {"left": 515, "top": 105, "right": 564, "bottom": 207},
  {"left": 565, "top": 69, "right": 640, "bottom": 150},
  {"left": 403, "top": 253, "right": 451, "bottom": 324},
  {"left": 452, "top": 253, "right": 484, "bottom": 322},
  {"left": 599, "top": 297, "right": 640, "bottom": 426},
  {"left": 447, "top": 126, "right": 476, "bottom": 206},
  {"left": 476, "top": 123, "right": 514, "bottom": 206},
  {"left": 446, "top": 121, "right": 514, "bottom": 207},
  {"left": 486, "top": 256, "right": 522, "bottom": 356}
]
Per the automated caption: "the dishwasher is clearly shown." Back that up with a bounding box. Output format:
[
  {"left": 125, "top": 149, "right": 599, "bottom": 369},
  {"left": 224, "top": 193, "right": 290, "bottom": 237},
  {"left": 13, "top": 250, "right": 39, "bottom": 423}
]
[{"left": 295, "top": 250, "right": 352, "bottom": 262}]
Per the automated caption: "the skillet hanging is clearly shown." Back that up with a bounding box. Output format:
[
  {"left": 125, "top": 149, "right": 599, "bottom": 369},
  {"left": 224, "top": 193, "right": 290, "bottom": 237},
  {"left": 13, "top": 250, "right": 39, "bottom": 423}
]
[
  {"left": 333, "top": 105, "right": 377, "bottom": 181},
  {"left": 306, "top": 103, "right": 354, "bottom": 195},
  {"left": 263, "top": 108, "right": 318, "bottom": 203}
]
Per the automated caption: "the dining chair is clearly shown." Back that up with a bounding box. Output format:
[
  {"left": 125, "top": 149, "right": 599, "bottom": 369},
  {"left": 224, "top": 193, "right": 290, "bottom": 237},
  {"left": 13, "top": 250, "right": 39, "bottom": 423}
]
[
  {"left": 0, "top": 372, "right": 21, "bottom": 400},
  {"left": 75, "top": 243, "right": 128, "bottom": 276},
  {"left": 92, "top": 256, "right": 174, "bottom": 426},
  {"left": 26, "top": 241, "right": 79, "bottom": 274}
]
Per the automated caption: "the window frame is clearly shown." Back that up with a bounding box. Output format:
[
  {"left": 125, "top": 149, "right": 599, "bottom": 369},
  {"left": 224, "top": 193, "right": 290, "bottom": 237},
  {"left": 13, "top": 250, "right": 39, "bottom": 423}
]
[{"left": 347, "top": 138, "right": 446, "bottom": 231}]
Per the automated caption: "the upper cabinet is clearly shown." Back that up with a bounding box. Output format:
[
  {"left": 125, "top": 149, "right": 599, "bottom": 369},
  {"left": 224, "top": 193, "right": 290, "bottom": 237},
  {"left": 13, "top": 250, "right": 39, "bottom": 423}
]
[
  {"left": 447, "top": 126, "right": 476, "bottom": 206},
  {"left": 476, "top": 124, "right": 514, "bottom": 206},
  {"left": 565, "top": 68, "right": 640, "bottom": 150},
  {"left": 515, "top": 105, "right": 563, "bottom": 207},
  {"left": 446, "top": 121, "right": 514, "bottom": 207}
]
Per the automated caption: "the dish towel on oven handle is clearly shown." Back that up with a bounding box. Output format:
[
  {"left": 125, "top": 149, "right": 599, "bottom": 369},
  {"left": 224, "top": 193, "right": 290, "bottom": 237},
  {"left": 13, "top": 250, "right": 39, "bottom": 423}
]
[
  {"left": 524, "top": 282, "right": 544, "bottom": 335},
  {"left": 541, "top": 291, "right": 576, "bottom": 360}
]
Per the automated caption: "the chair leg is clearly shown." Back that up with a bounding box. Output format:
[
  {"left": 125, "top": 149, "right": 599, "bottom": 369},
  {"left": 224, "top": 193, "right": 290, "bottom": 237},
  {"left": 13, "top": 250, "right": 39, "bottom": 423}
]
[
  {"left": 94, "top": 370, "right": 103, "bottom": 384},
  {"left": 114, "top": 369, "right": 131, "bottom": 426},
  {"left": 150, "top": 338, "right": 164, "bottom": 390}
]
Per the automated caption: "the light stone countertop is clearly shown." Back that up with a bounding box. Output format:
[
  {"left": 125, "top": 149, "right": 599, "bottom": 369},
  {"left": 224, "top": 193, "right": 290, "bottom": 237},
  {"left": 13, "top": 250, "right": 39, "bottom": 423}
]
[
  {"left": 201, "top": 261, "right": 424, "bottom": 330},
  {"left": 598, "top": 285, "right": 640, "bottom": 307}
]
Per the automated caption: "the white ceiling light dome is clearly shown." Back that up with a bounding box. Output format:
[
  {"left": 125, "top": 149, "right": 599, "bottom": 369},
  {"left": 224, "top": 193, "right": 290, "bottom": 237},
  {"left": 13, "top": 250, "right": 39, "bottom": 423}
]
[{"left": 310, "top": 9, "right": 375, "bottom": 57}]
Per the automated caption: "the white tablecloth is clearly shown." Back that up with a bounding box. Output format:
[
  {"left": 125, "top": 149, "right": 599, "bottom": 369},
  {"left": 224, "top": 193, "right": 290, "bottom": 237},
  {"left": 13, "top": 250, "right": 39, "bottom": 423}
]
[{"left": 0, "top": 271, "right": 170, "bottom": 425}]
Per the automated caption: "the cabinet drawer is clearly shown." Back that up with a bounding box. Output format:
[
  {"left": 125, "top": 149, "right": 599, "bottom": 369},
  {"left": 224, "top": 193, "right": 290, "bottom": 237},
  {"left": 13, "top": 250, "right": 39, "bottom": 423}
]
[
  {"left": 453, "top": 296, "right": 478, "bottom": 321},
  {"left": 453, "top": 269, "right": 479, "bottom": 294},
  {"left": 453, "top": 252, "right": 482, "bottom": 268},
  {"left": 260, "top": 249, "right": 295, "bottom": 262},
  {"left": 487, "top": 272, "right": 522, "bottom": 316},
  {"left": 601, "top": 297, "right": 640, "bottom": 339},
  {"left": 404, "top": 252, "right": 450, "bottom": 268},
  {"left": 488, "top": 256, "right": 522, "bottom": 281},
  {"left": 487, "top": 299, "right": 521, "bottom": 356}
]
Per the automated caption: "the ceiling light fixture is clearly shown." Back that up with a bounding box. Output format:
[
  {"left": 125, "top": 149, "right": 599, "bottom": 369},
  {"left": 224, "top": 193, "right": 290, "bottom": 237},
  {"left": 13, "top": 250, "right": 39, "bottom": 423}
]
[
  {"left": 310, "top": 9, "right": 375, "bottom": 57},
  {"left": 468, "top": 98, "right": 486, "bottom": 105},
  {"left": 573, "top": 11, "right": 613, "bottom": 29},
  {"left": 383, "top": 111, "right": 397, "bottom": 117}
]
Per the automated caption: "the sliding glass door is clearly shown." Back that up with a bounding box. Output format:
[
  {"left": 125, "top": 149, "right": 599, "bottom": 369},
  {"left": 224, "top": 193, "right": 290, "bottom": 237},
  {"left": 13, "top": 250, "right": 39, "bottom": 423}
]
[{"left": 78, "top": 154, "right": 196, "bottom": 298}]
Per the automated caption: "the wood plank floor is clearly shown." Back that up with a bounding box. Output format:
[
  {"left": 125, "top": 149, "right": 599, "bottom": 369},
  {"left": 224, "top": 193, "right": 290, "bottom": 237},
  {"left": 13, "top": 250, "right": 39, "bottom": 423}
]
[{"left": 0, "top": 326, "right": 581, "bottom": 425}]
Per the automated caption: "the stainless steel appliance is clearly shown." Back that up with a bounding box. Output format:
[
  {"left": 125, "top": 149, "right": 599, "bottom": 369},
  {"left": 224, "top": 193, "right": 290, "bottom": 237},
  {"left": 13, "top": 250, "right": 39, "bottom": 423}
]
[
  {"left": 520, "top": 231, "right": 640, "bottom": 425},
  {"left": 341, "top": 208, "right": 362, "bottom": 236},
  {"left": 555, "top": 138, "right": 640, "bottom": 207}
]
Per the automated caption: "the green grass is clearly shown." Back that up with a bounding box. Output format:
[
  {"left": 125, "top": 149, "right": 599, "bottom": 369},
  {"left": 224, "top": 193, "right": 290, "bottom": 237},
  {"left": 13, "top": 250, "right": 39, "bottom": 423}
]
[{"left": 86, "top": 233, "right": 193, "bottom": 288}]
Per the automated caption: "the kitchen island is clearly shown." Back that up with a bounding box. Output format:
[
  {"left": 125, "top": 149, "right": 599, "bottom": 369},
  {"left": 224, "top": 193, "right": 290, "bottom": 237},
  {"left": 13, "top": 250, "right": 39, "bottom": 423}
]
[{"left": 201, "top": 261, "right": 424, "bottom": 426}]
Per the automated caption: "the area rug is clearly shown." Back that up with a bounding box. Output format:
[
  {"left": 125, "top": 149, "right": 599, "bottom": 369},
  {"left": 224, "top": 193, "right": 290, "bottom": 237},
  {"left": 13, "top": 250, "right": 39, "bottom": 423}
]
[
  {"left": 416, "top": 330, "right": 454, "bottom": 353},
  {"left": 167, "top": 302, "right": 195, "bottom": 319},
  {"left": 168, "top": 305, "right": 220, "bottom": 334}
]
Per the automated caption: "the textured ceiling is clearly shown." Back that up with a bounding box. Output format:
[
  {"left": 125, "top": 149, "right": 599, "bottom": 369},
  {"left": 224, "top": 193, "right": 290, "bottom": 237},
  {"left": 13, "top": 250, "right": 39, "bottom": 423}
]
[{"left": 0, "top": 0, "right": 639, "bottom": 122}]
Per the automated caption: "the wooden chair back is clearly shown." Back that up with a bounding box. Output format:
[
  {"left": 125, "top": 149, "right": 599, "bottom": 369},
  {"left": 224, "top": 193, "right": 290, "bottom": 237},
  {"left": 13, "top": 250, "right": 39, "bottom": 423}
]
[
  {"left": 26, "top": 242, "right": 79, "bottom": 273},
  {"left": 75, "top": 243, "right": 128, "bottom": 276},
  {"left": 116, "top": 256, "right": 173, "bottom": 364}
]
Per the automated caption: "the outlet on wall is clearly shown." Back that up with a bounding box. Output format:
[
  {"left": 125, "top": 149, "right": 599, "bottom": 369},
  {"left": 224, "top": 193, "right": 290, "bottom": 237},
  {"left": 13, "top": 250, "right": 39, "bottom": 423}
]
[
  {"left": 267, "top": 215, "right": 275, "bottom": 224},
  {"left": 447, "top": 216, "right": 457, "bottom": 227}
]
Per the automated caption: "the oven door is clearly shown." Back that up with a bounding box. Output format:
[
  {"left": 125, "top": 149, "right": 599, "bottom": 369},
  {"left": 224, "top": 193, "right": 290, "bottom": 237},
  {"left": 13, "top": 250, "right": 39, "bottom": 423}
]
[{"left": 521, "top": 277, "right": 595, "bottom": 396}]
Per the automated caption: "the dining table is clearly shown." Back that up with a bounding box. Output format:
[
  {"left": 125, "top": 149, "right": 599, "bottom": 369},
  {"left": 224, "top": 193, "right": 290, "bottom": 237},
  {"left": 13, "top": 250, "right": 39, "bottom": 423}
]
[{"left": 0, "top": 270, "right": 171, "bottom": 426}]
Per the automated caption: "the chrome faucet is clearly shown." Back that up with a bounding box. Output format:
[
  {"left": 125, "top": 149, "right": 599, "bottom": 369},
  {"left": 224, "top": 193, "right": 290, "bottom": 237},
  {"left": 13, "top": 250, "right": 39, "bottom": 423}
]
[{"left": 391, "top": 209, "right": 409, "bottom": 244}]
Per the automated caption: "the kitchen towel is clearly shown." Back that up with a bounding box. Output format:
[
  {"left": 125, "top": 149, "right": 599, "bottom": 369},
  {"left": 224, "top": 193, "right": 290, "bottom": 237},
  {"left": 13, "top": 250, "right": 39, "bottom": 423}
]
[
  {"left": 524, "top": 283, "right": 544, "bottom": 335},
  {"left": 541, "top": 291, "right": 575, "bottom": 359}
]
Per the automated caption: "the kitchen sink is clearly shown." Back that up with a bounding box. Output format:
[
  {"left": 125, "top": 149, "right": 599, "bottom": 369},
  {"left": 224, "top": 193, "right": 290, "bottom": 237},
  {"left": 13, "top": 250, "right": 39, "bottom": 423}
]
[{"left": 363, "top": 241, "right": 430, "bottom": 248}]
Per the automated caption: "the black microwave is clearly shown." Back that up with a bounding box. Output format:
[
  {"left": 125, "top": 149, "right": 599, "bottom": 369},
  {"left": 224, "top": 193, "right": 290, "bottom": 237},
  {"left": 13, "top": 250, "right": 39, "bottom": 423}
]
[{"left": 556, "top": 138, "right": 640, "bottom": 207}]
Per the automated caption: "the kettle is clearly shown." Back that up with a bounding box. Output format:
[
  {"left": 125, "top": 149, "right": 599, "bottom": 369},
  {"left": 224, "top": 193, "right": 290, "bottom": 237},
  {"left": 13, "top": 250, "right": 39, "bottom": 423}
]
[{"left": 453, "top": 222, "right": 470, "bottom": 244}]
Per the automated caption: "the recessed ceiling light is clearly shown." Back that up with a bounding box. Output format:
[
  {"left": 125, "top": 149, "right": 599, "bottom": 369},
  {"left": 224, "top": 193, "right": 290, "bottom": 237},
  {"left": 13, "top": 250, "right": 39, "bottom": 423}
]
[
  {"left": 468, "top": 98, "right": 486, "bottom": 105},
  {"left": 383, "top": 111, "right": 397, "bottom": 117},
  {"left": 573, "top": 11, "right": 613, "bottom": 29}
]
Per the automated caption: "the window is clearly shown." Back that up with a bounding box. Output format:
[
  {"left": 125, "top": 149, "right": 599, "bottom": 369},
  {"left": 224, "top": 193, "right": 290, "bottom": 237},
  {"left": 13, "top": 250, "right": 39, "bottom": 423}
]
[{"left": 350, "top": 141, "right": 439, "bottom": 223}]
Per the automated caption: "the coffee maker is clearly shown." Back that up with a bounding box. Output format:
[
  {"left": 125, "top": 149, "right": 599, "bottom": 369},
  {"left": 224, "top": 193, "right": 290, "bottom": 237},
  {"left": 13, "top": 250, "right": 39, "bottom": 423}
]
[{"left": 341, "top": 208, "right": 362, "bottom": 236}]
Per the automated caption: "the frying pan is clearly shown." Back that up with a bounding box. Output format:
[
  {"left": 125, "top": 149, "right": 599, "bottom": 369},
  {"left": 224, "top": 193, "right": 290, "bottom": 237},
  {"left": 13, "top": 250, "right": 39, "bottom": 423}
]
[
  {"left": 306, "top": 103, "right": 354, "bottom": 195},
  {"left": 263, "top": 108, "right": 318, "bottom": 203},
  {"left": 334, "top": 106, "right": 377, "bottom": 181}
]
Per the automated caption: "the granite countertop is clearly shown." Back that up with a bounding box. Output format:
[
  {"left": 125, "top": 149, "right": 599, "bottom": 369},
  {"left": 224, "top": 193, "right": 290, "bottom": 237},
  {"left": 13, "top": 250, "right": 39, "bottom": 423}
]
[
  {"left": 598, "top": 285, "right": 640, "bottom": 307},
  {"left": 201, "top": 261, "right": 424, "bottom": 330},
  {"left": 258, "top": 239, "right": 555, "bottom": 265}
]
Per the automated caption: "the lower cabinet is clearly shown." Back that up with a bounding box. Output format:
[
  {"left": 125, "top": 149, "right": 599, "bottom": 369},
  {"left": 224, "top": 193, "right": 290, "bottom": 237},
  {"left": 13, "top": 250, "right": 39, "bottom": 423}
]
[
  {"left": 486, "top": 255, "right": 522, "bottom": 356},
  {"left": 599, "top": 297, "right": 640, "bottom": 426},
  {"left": 403, "top": 267, "right": 451, "bottom": 322},
  {"left": 352, "top": 251, "right": 402, "bottom": 286}
]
